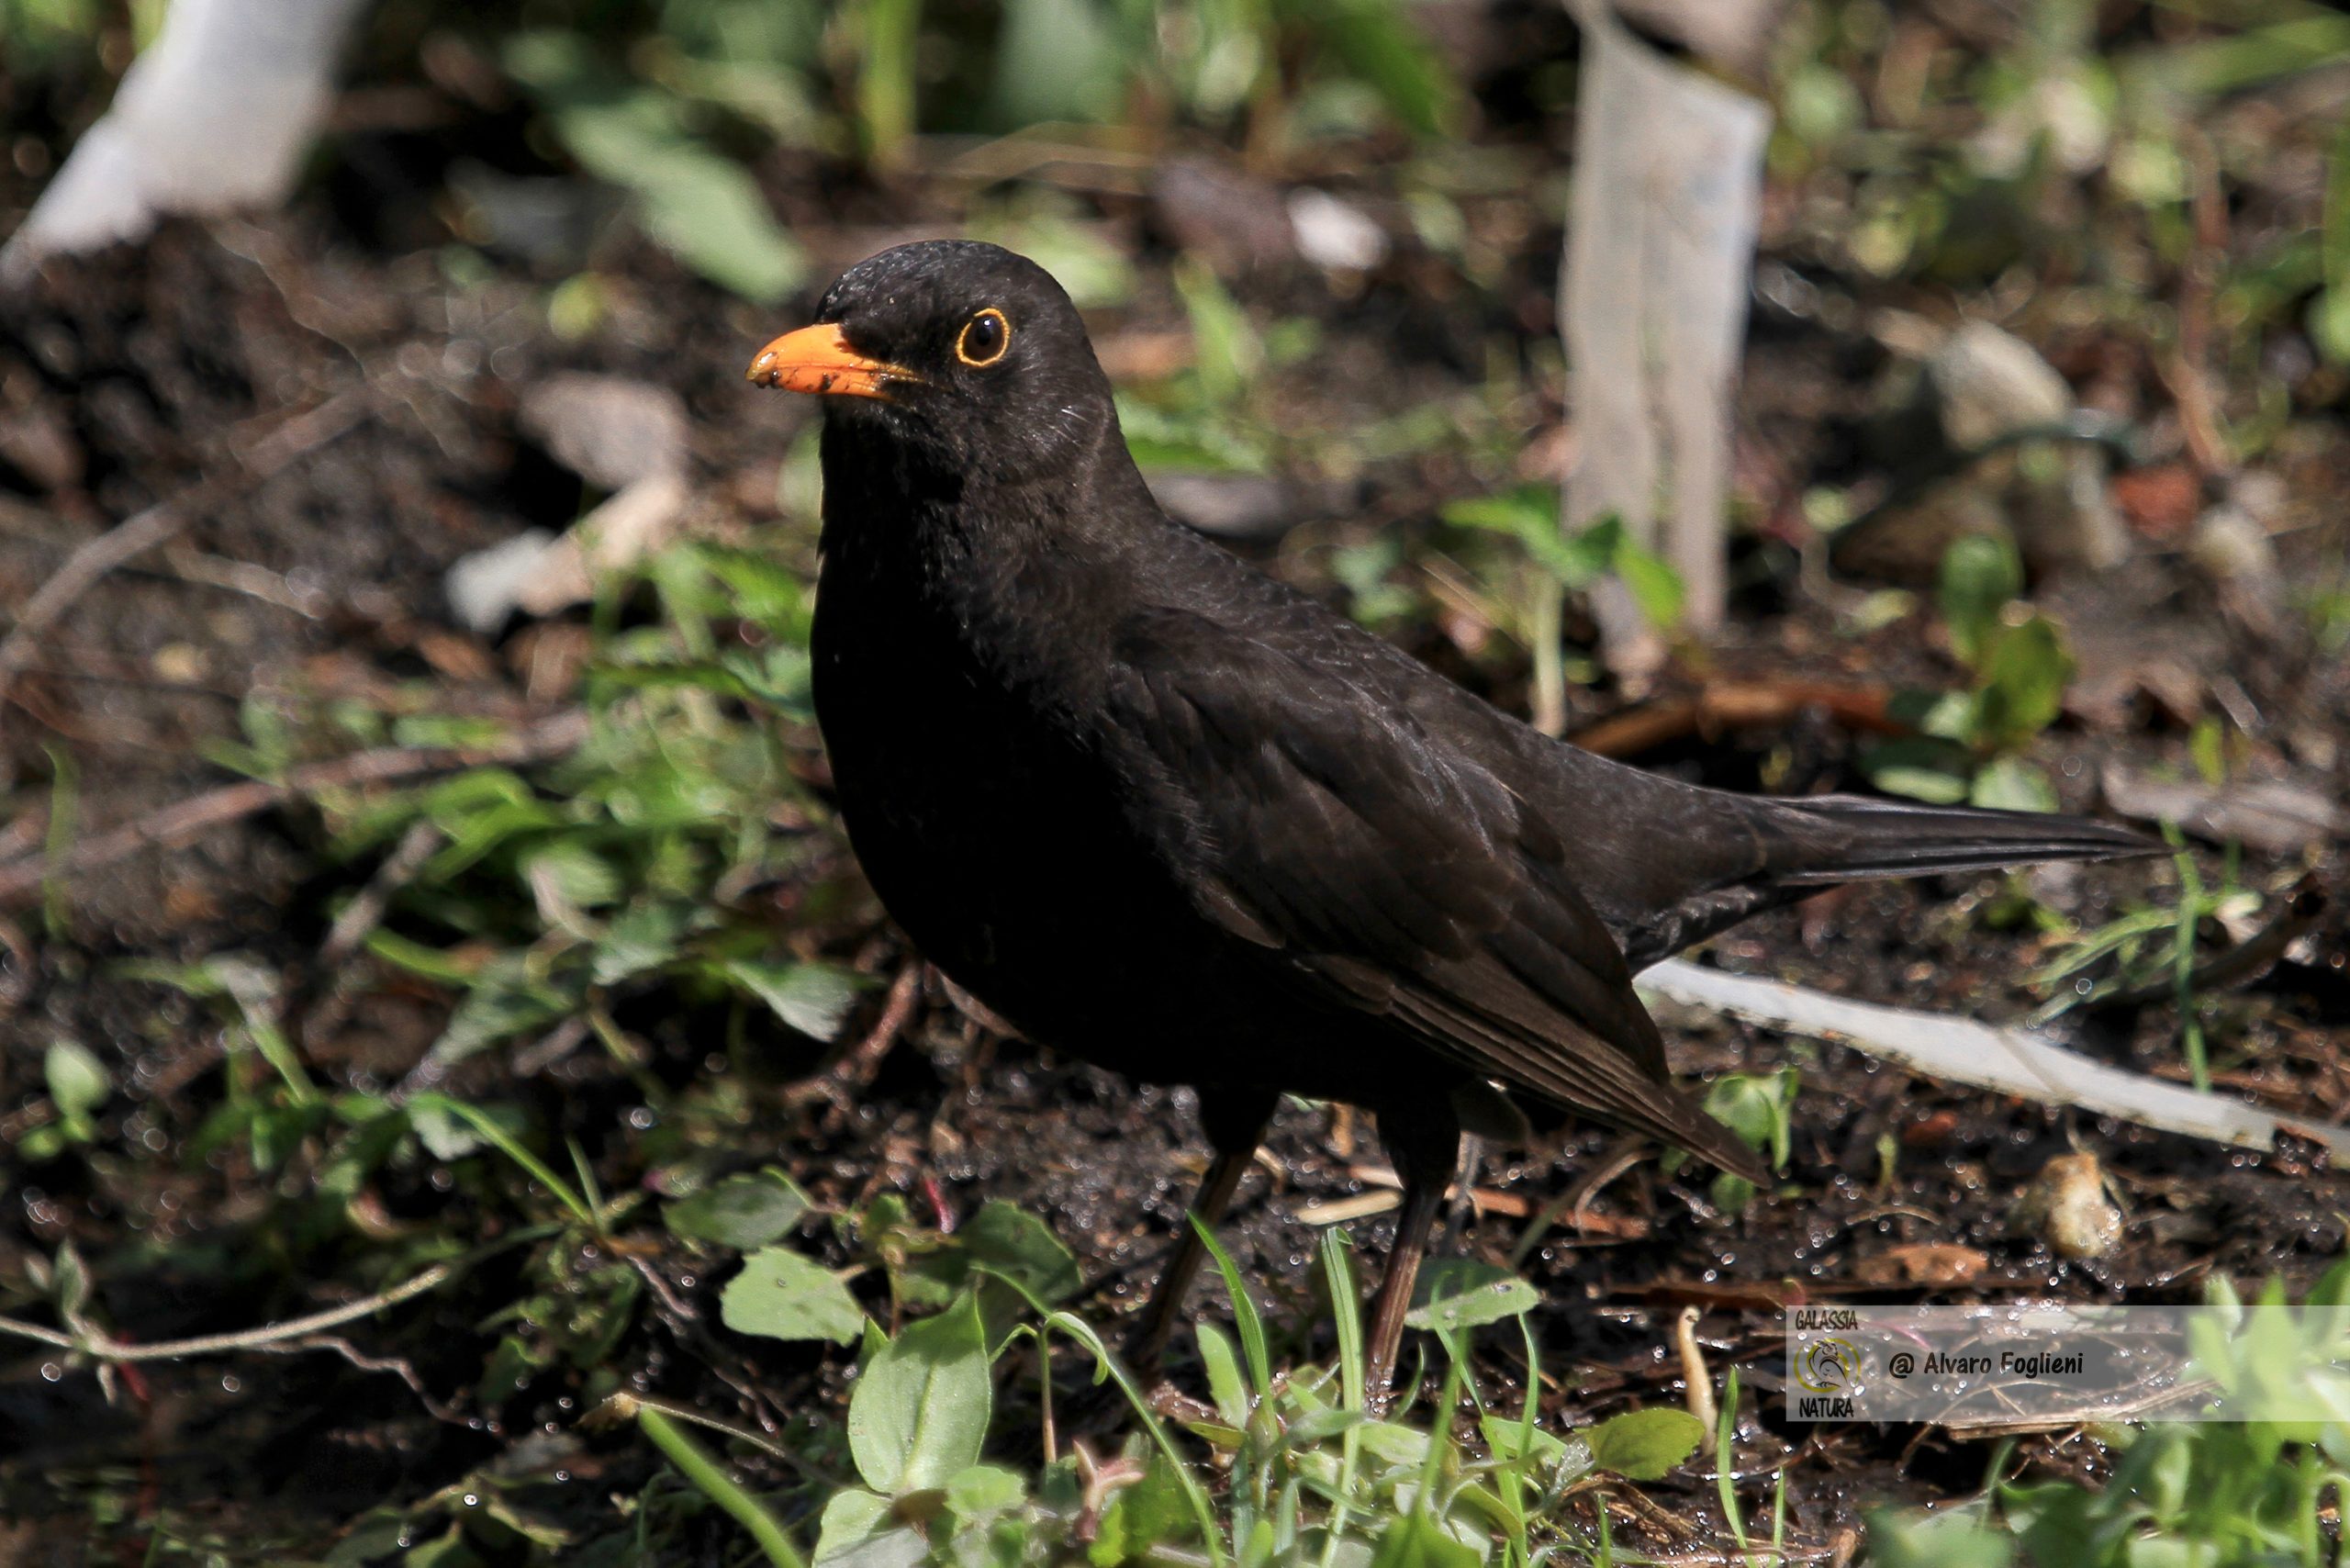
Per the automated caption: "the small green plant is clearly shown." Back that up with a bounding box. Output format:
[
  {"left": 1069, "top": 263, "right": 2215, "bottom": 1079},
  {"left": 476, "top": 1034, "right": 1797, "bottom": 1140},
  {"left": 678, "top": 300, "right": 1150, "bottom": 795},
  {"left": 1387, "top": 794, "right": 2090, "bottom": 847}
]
[
  {"left": 1441, "top": 487, "right": 1684, "bottom": 734},
  {"left": 2031, "top": 834, "right": 2255, "bottom": 1090},
  {"left": 636, "top": 1214, "right": 1733, "bottom": 1567},
  {"left": 1861, "top": 535, "right": 2075, "bottom": 812},
  {"left": 1692, "top": 1069, "right": 1799, "bottom": 1212},
  {"left": 15, "top": 1037, "right": 109, "bottom": 1161}
]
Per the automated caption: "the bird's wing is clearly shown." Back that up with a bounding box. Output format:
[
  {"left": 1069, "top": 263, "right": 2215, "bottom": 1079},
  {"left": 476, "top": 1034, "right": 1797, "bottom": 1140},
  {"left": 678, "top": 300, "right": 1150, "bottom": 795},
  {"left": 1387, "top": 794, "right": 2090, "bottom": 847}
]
[{"left": 1098, "top": 606, "right": 1761, "bottom": 1177}]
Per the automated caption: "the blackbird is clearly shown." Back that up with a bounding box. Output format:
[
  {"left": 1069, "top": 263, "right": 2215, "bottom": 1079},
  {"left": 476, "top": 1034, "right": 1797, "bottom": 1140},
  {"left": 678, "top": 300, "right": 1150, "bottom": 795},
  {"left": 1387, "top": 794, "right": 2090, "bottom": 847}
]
[{"left": 748, "top": 240, "right": 2152, "bottom": 1394}]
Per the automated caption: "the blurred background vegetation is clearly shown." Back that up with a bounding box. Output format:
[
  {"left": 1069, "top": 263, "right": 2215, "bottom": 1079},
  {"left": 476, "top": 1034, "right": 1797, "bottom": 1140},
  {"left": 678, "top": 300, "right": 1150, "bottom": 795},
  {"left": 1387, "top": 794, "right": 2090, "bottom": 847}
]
[{"left": 5, "top": 1, "right": 2350, "bottom": 1564}]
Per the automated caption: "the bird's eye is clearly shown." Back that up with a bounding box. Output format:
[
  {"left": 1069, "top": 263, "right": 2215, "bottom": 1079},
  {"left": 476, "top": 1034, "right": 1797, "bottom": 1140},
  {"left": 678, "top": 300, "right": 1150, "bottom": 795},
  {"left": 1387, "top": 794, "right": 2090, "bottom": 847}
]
[{"left": 956, "top": 308, "right": 1010, "bottom": 367}]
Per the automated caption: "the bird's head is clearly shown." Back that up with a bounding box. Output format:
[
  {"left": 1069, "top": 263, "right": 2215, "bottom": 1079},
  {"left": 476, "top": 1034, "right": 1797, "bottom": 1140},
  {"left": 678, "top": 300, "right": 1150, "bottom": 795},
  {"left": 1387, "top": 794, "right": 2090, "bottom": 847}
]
[{"left": 747, "top": 240, "right": 1117, "bottom": 485}]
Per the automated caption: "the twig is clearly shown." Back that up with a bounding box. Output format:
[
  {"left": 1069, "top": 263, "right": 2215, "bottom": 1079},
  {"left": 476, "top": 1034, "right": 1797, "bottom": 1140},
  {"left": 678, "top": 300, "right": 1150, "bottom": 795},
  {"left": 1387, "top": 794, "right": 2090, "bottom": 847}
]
[
  {"left": 0, "top": 498, "right": 328, "bottom": 620},
  {"left": 629, "top": 1253, "right": 699, "bottom": 1325},
  {"left": 0, "top": 1262, "right": 450, "bottom": 1361},
  {"left": 840, "top": 960, "right": 922, "bottom": 1085},
  {"left": 1508, "top": 1137, "right": 1650, "bottom": 1269},
  {"left": 0, "top": 386, "right": 371, "bottom": 736},
  {"left": 297, "top": 818, "right": 448, "bottom": 1050},
  {"left": 0, "top": 710, "right": 588, "bottom": 908},
  {"left": 1639, "top": 958, "right": 2350, "bottom": 1159},
  {"left": 787, "top": 959, "right": 922, "bottom": 1105},
  {"left": 262, "top": 1333, "right": 467, "bottom": 1424},
  {"left": 319, "top": 818, "right": 444, "bottom": 971},
  {"left": 2084, "top": 872, "right": 2328, "bottom": 1014},
  {"left": 1569, "top": 680, "right": 1902, "bottom": 759},
  {"left": 0, "top": 504, "right": 190, "bottom": 682},
  {"left": 158, "top": 543, "right": 330, "bottom": 618}
]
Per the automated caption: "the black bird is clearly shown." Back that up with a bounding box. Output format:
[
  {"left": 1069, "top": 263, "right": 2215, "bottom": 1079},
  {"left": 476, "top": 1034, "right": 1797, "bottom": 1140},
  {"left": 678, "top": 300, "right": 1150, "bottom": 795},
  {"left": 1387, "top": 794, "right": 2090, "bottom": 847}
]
[{"left": 748, "top": 240, "right": 2151, "bottom": 1394}]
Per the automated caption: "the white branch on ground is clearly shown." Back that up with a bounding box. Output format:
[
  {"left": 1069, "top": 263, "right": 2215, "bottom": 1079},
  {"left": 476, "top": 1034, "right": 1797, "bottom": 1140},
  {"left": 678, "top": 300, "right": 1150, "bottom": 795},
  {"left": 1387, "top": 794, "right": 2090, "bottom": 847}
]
[{"left": 1639, "top": 957, "right": 2350, "bottom": 1159}]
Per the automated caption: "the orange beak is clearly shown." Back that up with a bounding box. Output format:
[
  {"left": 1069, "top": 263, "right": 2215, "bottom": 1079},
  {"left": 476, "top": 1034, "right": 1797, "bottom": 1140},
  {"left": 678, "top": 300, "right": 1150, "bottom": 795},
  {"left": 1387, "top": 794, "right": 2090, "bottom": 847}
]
[{"left": 744, "top": 324, "right": 916, "bottom": 399}]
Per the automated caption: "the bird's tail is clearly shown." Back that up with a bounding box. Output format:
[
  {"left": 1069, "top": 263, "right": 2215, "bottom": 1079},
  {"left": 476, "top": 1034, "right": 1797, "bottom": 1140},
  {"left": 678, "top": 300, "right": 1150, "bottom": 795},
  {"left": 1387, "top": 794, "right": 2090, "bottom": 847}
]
[
  {"left": 1612, "top": 788, "right": 2159, "bottom": 968},
  {"left": 1756, "top": 793, "right": 2160, "bottom": 887}
]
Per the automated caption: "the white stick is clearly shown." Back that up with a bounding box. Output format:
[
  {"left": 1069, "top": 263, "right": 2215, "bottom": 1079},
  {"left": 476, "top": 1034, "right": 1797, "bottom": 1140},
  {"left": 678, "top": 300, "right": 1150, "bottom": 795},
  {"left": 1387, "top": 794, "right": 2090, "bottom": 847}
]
[
  {"left": 1638, "top": 957, "right": 2350, "bottom": 1159},
  {"left": 3, "top": 0, "right": 375, "bottom": 280},
  {"left": 1560, "top": 0, "right": 1770, "bottom": 661}
]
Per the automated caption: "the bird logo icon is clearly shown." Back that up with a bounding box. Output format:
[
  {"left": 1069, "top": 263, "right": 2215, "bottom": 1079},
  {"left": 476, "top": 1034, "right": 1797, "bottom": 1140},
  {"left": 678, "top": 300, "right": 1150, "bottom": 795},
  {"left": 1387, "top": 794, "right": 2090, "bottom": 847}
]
[{"left": 1796, "top": 1337, "right": 1861, "bottom": 1395}]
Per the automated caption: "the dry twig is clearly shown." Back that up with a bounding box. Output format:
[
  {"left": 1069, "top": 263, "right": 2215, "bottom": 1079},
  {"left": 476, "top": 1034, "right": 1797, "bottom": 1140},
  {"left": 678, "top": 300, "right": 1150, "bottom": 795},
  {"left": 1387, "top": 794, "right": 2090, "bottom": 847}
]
[
  {"left": 0, "top": 1262, "right": 450, "bottom": 1363},
  {"left": 0, "top": 386, "right": 371, "bottom": 738}
]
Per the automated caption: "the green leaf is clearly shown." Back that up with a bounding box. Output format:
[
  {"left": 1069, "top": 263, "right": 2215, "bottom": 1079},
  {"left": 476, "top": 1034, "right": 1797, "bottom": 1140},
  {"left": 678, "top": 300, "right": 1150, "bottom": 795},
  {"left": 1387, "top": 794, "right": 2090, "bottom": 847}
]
[
  {"left": 1405, "top": 1260, "right": 1539, "bottom": 1332},
  {"left": 1479, "top": 1412, "right": 1569, "bottom": 1469},
  {"left": 521, "top": 840, "right": 624, "bottom": 912},
  {"left": 847, "top": 1294, "right": 991, "bottom": 1495},
  {"left": 1975, "top": 616, "right": 2072, "bottom": 747},
  {"left": 1173, "top": 259, "right": 1262, "bottom": 408},
  {"left": 2188, "top": 716, "right": 2227, "bottom": 788},
  {"left": 407, "top": 1097, "right": 533, "bottom": 1169},
  {"left": 1865, "top": 1507, "right": 2015, "bottom": 1568},
  {"left": 1446, "top": 489, "right": 1616, "bottom": 589},
  {"left": 1191, "top": 1215, "right": 1272, "bottom": 1402},
  {"left": 1700, "top": 1069, "right": 1798, "bottom": 1172},
  {"left": 1859, "top": 737, "right": 1975, "bottom": 805},
  {"left": 1366, "top": 1508, "right": 1482, "bottom": 1568},
  {"left": 956, "top": 1201, "right": 1081, "bottom": 1305},
  {"left": 1195, "top": 1320, "right": 1250, "bottom": 1430},
  {"left": 591, "top": 901, "right": 688, "bottom": 986},
  {"left": 630, "top": 152, "right": 807, "bottom": 305},
  {"left": 667, "top": 1169, "right": 814, "bottom": 1249},
  {"left": 1612, "top": 540, "right": 1685, "bottom": 631},
  {"left": 503, "top": 31, "right": 804, "bottom": 303},
  {"left": 1938, "top": 533, "right": 2023, "bottom": 666},
  {"left": 1586, "top": 1407, "right": 1704, "bottom": 1481},
  {"left": 814, "top": 1488, "right": 921, "bottom": 1568},
  {"left": 725, "top": 959, "right": 864, "bottom": 1040},
  {"left": 987, "top": 0, "right": 1124, "bottom": 126},
  {"left": 944, "top": 1463, "right": 1025, "bottom": 1520},
  {"left": 1968, "top": 756, "right": 2059, "bottom": 813},
  {"left": 44, "top": 1039, "right": 108, "bottom": 1122},
  {"left": 721, "top": 1246, "right": 867, "bottom": 1344},
  {"left": 426, "top": 956, "right": 574, "bottom": 1069},
  {"left": 852, "top": 0, "right": 923, "bottom": 167},
  {"left": 1286, "top": 0, "right": 1460, "bottom": 138}
]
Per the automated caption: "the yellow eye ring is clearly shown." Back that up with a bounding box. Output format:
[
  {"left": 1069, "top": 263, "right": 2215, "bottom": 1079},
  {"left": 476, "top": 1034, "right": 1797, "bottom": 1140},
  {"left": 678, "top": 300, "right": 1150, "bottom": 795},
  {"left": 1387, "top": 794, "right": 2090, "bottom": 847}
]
[{"left": 957, "top": 308, "right": 1011, "bottom": 367}]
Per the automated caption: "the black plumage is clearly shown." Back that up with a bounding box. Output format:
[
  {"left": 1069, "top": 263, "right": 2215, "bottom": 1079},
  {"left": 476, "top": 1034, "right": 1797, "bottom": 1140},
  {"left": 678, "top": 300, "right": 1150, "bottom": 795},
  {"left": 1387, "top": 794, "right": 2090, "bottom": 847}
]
[{"left": 748, "top": 240, "right": 2153, "bottom": 1393}]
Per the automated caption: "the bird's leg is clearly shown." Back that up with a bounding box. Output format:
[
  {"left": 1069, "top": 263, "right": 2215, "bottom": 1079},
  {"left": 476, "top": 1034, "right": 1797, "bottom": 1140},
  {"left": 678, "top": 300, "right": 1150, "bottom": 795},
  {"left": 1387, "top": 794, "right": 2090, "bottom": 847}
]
[
  {"left": 1130, "top": 1087, "right": 1276, "bottom": 1369},
  {"left": 1362, "top": 1104, "right": 1464, "bottom": 1407}
]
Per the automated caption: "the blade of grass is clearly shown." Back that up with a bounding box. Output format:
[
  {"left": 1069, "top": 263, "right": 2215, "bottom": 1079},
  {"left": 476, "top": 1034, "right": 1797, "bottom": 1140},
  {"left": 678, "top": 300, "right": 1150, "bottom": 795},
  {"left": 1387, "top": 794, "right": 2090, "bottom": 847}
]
[
  {"left": 1323, "top": 1227, "right": 1364, "bottom": 1413},
  {"left": 567, "top": 1136, "right": 606, "bottom": 1221},
  {"left": 1317, "top": 1228, "right": 1365, "bottom": 1568},
  {"left": 1192, "top": 1213, "right": 1272, "bottom": 1402},
  {"left": 2171, "top": 833, "right": 2211, "bottom": 1093},
  {"left": 1716, "top": 1363, "right": 1747, "bottom": 1555},
  {"left": 40, "top": 744, "right": 77, "bottom": 939},
  {"left": 634, "top": 1403, "right": 808, "bottom": 1568},
  {"left": 855, "top": 0, "right": 921, "bottom": 168},
  {"left": 410, "top": 1092, "right": 598, "bottom": 1231},
  {"left": 1506, "top": 1314, "right": 1545, "bottom": 1563}
]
